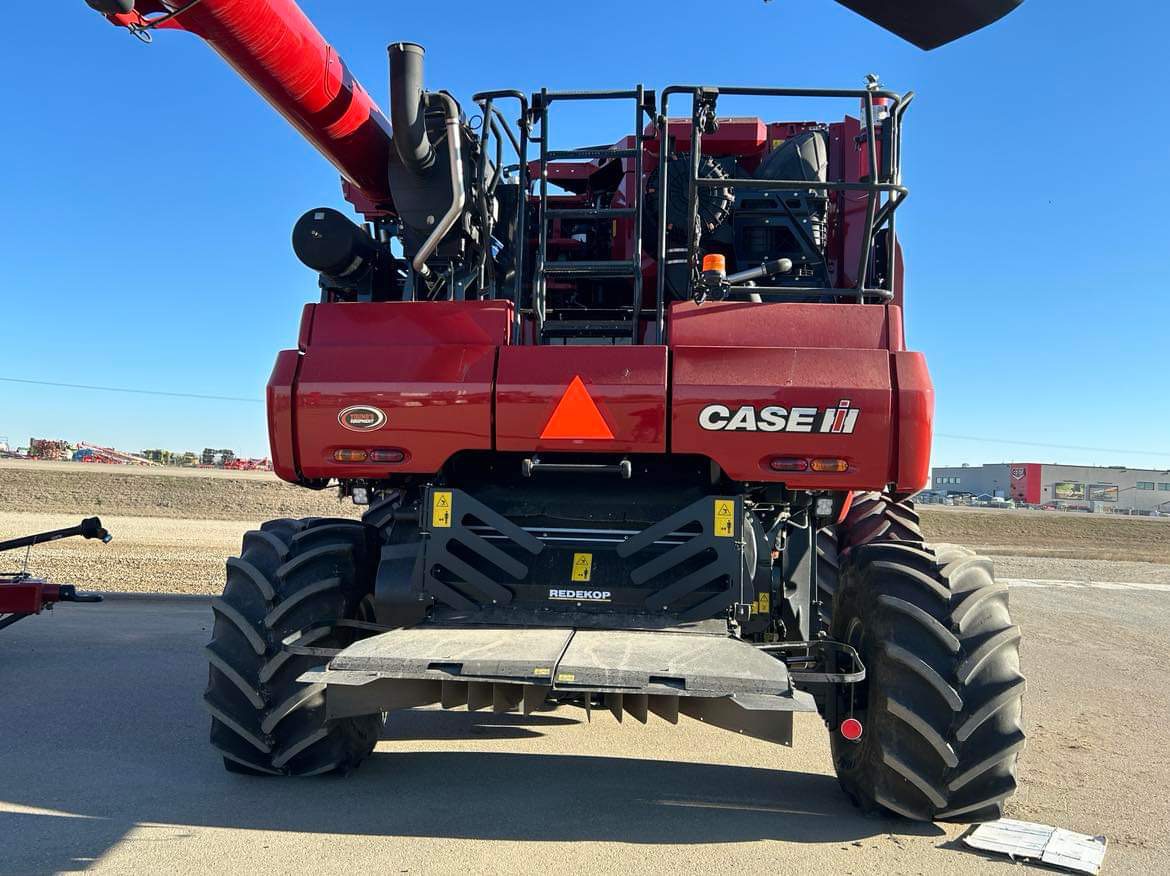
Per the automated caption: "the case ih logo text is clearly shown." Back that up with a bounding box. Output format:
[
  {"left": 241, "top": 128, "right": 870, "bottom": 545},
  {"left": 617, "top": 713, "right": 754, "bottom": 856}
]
[
  {"left": 338, "top": 405, "right": 387, "bottom": 432},
  {"left": 549, "top": 588, "right": 612, "bottom": 602},
  {"left": 699, "top": 401, "right": 859, "bottom": 434}
]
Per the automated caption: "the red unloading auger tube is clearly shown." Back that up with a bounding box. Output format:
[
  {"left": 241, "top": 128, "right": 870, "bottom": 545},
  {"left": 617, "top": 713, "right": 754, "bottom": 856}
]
[{"left": 86, "top": 0, "right": 395, "bottom": 209}]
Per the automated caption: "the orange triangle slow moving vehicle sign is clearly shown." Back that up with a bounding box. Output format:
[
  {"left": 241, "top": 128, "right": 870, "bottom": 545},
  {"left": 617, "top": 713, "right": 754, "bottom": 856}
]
[{"left": 540, "top": 375, "right": 615, "bottom": 440}]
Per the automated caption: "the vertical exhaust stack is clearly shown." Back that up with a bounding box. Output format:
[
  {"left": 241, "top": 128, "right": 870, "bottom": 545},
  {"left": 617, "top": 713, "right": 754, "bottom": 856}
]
[
  {"left": 388, "top": 42, "right": 436, "bottom": 176},
  {"left": 385, "top": 41, "right": 469, "bottom": 277}
]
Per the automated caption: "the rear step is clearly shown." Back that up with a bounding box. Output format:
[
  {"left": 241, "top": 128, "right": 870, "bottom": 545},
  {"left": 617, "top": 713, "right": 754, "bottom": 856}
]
[
  {"left": 300, "top": 625, "right": 817, "bottom": 744},
  {"left": 546, "top": 147, "right": 637, "bottom": 161},
  {"left": 542, "top": 260, "right": 639, "bottom": 277}
]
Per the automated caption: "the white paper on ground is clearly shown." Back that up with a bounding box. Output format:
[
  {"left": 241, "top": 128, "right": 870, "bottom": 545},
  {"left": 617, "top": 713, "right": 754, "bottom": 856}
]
[{"left": 963, "top": 818, "right": 1107, "bottom": 875}]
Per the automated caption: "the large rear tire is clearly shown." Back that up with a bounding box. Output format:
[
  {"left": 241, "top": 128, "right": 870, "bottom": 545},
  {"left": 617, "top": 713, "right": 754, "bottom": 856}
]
[
  {"left": 204, "top": 518, "right": 383, "bottom": 776},
  {"left": 829, "top": 542, "right": 1025, "bottom": 822},
  {"left": 837, "top": 491, "right": 923, "bottom": 553}
]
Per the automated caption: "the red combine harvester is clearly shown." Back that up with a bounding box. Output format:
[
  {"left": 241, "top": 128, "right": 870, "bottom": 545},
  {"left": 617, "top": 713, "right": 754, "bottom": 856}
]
[{"left": 86, "top": 0, "right": 1026, "bottom": 821}]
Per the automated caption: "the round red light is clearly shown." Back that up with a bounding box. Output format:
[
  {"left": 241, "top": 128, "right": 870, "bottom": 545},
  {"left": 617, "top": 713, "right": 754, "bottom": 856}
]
[{"left": 840, "top": 717, "right": 864, "bottom": 741}]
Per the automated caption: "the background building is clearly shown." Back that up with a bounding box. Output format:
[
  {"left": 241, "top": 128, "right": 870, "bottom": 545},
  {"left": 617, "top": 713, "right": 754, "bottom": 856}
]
[{"left": 930, "top": 463, "right": 1170, "bottom": 513}]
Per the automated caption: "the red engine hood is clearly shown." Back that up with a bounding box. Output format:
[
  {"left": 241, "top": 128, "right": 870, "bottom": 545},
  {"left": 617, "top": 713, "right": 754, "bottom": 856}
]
[{"left": 269, "top": 300, "right": 931, "bottom": 492}]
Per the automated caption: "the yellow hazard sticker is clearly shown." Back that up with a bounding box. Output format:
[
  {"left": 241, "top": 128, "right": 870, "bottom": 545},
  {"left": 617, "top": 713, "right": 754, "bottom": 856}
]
[
  {"left": 750, "top": 600, "right": 759, "bottom": 616},
  {"left": 758, "top": 591, "right": 770, "bottom": 614},
  {"left": 571, "top": 552, "right": 593, "bottom": 582},
  {"left": 432, "top": 490, "right": 453, "bottom": 528},
  {"left": 556, "top": 672, "right": 576, "bottom": 683},
  {"left": 533, "top": 667, "right": 551, "bottom": 678},
  {"left": 714, "top": 499, "right": 735, "bottom": 537}
]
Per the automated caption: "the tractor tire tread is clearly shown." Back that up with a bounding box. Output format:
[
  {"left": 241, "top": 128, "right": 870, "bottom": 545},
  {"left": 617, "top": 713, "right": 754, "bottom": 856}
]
[
  {"left": 828, "top": 516, "right": 1025, "bottom": 823},
  {"left": 205, "top": 518, "right": 381, "bottom": 776}
]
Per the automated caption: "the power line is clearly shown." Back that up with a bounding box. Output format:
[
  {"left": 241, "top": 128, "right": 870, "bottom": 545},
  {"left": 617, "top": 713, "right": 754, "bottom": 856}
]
[
  {"left": 0, "top": 377, "right": 262, "bottom": 404},
  {"left": 936, "top": 432, "right": 1169, "bottom": 458},
  {"left": 3, "top": 375, "right": 1165, "bottom": 457}
]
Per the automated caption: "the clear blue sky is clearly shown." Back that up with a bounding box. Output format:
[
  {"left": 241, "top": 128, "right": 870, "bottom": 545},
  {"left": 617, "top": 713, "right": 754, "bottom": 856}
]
[{"left": 2, "top": 1, "right": 1167, "bottom": 468}]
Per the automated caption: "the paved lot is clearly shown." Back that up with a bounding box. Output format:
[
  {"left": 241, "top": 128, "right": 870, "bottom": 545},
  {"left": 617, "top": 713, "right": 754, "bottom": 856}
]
[{"left": 2, "top": 583, "right": 1168, "bottom": 875}]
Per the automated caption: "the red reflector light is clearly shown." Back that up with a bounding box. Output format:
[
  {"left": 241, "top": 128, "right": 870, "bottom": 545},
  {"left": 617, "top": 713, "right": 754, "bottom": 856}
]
[
  {"left": 769, "top": 457, "right": 809, "bottom": 472},
  {"left": 840, "top": 717, "right": 863, "bottom": 741},
  {"left": 332, "top": 449, "right": 369, "bottom": 463},
  {"left": 810, "top": 458, "right": 849, "bottom": 473},
  {"left": 369, "top": 449, "right": 405, "bottom": 463}
]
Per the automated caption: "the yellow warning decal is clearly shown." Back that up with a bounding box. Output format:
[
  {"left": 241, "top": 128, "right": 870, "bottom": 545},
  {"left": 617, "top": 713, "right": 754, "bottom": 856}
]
[
  {"left": 432, "top": 490, "right": 453, "bottom": 528},
  {"left": 556, "top": 672, "right": 576, "bottom": 683},
  {"left": 533, "top": 667, "right": 552, "bottom": 678},
  {"left": 571, "top": 552, "right": 593, "bottom": 582},
  {"left": 714, "top": 499, "right": 735, "bottom": 537},
  {"left": 750, "top": 600, "right": 759, "bottom": 616},
  {"left": 758, "top": 592, "right": 770, "bottom": 614}
]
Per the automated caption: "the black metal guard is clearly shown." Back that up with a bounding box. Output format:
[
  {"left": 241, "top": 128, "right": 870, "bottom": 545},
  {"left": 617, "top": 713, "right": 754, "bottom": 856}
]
[
  {"left": 616, "top": 494, "right": 745, "bottom": 621},
  {"left": 420, "top": 487, "right": 545, "bottom": 611},
  {"left": 655, "top": 84, "right": 914, "bottom": 343}
]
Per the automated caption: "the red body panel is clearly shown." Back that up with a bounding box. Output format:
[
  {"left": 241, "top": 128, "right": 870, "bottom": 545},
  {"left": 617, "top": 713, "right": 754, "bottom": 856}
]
[
  {"left": 270, "top": 301, "right": 932, "bottom": 491},
  {"left": 669, "top": 302, "right": 904, "bottom": 350},
  {"left": 496, "top": 346, "right": 668, "bottom": 453},
  {"left": 892, "top": 352, "right": 934, "bottom": 493},
  {"left": 272, "top": 303, "right": 511, "bottom": 479},
  {"left": 0, "top": 581, "right": 48, "bottom": 614},
  {"left": 267, "top": 350, "right": 300, "bottom": 482},
  {"left": 671, "top": 346, "right": 894, "bottom": 487}
]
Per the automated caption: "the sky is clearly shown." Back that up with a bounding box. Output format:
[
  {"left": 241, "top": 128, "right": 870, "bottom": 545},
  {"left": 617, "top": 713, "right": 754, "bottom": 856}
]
[{"left": 1, "top": 0, "right": 1168, "bottom": 468}]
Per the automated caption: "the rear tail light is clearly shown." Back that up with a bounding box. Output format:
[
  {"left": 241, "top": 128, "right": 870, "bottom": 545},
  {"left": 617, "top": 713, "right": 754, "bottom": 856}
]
[
  {"left": 369, "top": 449, "right": 405, "bottom": 463},
  {"left": 333, "top": 449, "right": 369, "bottom": 463},
  {"left": 810, "top": 458, "right": 849, "bottom": 473},
  {"left": 769, "top": 457, "right": 809, "bottom": 472}
]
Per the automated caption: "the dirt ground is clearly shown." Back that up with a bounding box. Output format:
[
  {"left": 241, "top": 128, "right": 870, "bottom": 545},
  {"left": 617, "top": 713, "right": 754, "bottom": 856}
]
[
  {"left": 5, "top": 461, "right": 1170, "bottom": 871},
  {"left": 919, "top": 506, "right": 1170, "bottom": 564},
  {"left": 4, "top": 459, "right": 1170, "bottom": 592}
]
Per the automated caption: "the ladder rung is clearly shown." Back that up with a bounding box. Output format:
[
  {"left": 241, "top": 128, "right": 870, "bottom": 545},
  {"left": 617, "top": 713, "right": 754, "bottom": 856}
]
[
  {"left": 547, "top": 237, "right": 586, "bottom": 249},
  {"left": 541, "top": 320, "right": 636, "bottom": 336},
  {"left": 546, "top": 207, "right": 636, "bottom": 221},
  {"left": 539, "top": 90, "right": 641, "bottom": 104},
  {"left": 547, "top": 147, "right": 637, "bottom": 161},
  {"left": 542, "top": 260, "right": 638, "bottom": 277}
]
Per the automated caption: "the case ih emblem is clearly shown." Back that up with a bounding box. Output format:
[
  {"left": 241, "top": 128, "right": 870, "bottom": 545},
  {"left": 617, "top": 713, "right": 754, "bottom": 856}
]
[
  {"left": 699, "top": 401, "right": 859, "bottom": 434},
  {"left": 338, "top": 405, "right": 387, "bottom": 432},
  {"left": 1011, "top": 466, "right": 1027, "bottom": 480}
]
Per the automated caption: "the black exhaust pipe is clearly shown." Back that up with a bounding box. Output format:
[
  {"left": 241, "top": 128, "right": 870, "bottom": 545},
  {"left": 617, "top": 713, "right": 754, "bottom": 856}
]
[{"left": 388, "top": 42, "right": 435, "bottom": 175}]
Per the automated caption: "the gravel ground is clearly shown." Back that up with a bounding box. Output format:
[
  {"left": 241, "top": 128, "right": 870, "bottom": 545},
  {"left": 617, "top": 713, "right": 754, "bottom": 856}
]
[
  {"left": 0, "top": 459, "right": 355, "bottom": 522},
  {"left": 3, "top": 587, "right": 1168, "bottom": 874},
  {"left": 919, "top": 506, "right": 1170, "bottom": 564}
]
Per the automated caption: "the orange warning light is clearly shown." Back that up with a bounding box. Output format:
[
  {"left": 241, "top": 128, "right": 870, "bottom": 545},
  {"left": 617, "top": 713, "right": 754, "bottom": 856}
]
[
  {"left": 701, "top": 253, "right": 726, "bottom": 274},
  {"left": 540, "top": 375, "right": 615, "bottom": 440}
]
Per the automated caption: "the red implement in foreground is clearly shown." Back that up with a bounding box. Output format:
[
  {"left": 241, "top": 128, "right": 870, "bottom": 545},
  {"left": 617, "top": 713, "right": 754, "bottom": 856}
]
[
  {"left": 86, "top": 0, "right": 1027, "bottom": 824},
  {"left": 0, "top": 519, "right": 108, "bottom": 631}
]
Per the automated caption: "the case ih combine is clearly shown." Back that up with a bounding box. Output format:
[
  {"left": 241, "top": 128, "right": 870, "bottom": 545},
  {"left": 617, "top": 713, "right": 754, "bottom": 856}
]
[{"left": 86, "top": 0, "right": 1026, "bottom": 822}]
